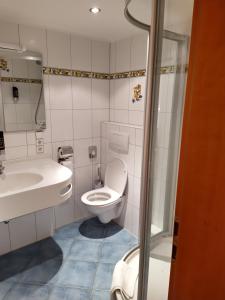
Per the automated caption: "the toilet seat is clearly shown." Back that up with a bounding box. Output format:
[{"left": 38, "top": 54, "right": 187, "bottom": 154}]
[
  {"left": 81, "top": 158, "right": 127, "bottom": 223},
  {"left": 81, "top": 186, "right": 121, "bottom": 207}
]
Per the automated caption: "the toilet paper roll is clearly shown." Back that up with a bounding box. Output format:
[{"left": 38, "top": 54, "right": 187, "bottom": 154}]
[{"left": 60, "top": 160, "right": 73, "bottom": 173}]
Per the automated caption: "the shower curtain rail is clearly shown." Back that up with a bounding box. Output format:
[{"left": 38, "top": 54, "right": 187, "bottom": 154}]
[{"left": 124, "top": 0, "right": 187, "bottom": 42}]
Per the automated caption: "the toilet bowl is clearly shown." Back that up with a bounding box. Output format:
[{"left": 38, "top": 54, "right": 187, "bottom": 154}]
[{"left": 81, "top": 158, "right": 127, "bottom": 223}]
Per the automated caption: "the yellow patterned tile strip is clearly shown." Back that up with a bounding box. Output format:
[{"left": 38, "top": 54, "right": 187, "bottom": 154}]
[
  {"left": 110, "top": 70, "right": 146, "bottom": 79},
  {"left": 43, "top": 67, "right": 110, "bottom": 79},
  {"left": 0, "top": 59, "right": 8, "bottom": 71},
  {"left": 42, "top": 65, "right": 187, "bottom": 79},
  {"left": 0, "top": 77, "right": 42, "bottom": 84}
]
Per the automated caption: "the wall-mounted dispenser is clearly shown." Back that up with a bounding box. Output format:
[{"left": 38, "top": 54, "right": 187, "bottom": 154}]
[
  {"left": 58, "top": 146, "right": 74, "bottom": 172},
  {"left": 0, "top": 131, "right": 5, "bottom": 151},
  {"left": 89, "top": 145, "right": 97, "bottom": 159},
  {"left": 58, "top": 146, "right": 74, "bottom": 162},
  {"left": 12, "top": 86, "right": 19, "bottom": 103}
]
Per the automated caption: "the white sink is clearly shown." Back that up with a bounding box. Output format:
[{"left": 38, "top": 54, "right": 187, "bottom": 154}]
[
  {"left": 0, "top": 159, "right": 72, "bottom": 222},
  {"left": 0, "top": 173, "right": 43, "bottom": 194}
]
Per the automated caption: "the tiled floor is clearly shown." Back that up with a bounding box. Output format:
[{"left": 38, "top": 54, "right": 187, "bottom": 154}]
[{"left": 0, "top": 217, "right": 138, "bottom": 300}]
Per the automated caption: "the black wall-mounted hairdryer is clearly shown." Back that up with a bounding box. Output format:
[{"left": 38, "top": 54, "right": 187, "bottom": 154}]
[{"left": 12, "top": 86, "right": 19, "bottom": 102}]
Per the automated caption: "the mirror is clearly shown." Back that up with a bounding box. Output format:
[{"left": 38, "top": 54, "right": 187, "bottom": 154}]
[{"left": 0, "top": 49, "right": 46, "bottom": 132}]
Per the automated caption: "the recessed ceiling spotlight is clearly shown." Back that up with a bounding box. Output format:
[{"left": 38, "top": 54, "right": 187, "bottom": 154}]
[{"left": 89, "top": 7, "right": 101, "bottom": 14}]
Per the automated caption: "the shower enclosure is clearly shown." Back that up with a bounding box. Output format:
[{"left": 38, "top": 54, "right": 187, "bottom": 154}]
[{"left": 125, "top": 0, "right": 194, "bottom": 298}]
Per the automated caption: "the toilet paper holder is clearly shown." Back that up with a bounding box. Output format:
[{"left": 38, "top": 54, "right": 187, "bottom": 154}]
[{"left": 58, "top": 146, "right": 73, "bottom": 162}]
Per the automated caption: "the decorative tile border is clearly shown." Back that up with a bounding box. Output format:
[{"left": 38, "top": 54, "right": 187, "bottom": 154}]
[
  {"left": 0, "top": 65, "right": 187, "bottom": 84},
  {"left": 110, "top": 69, "right": 146, "bottom": 79},
  {"left": 42, "top": 64, "right": 187, "bottom": 80},
  {"left": 43, "top": 67, "right": 110, "bottom": 79},
  {"left": 0, "top": 77, "right": 42, "bottom": 84}
]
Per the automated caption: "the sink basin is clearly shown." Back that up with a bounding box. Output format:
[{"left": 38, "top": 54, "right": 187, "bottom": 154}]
[
  {"left": 0, "top": 173, "right": 43, "bottom": 194},
  {"left": 0, "top": 159, "right": 72, "bottom": 222}
]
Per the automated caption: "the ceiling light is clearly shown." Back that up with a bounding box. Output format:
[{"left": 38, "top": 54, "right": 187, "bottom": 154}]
[{"left": 89, "top": 7, "right": 101, "bottom": 14}]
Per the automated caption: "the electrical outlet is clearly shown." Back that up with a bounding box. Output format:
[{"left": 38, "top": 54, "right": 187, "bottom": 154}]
[
  {"left": 36, "top": 138, "right": 44, "bottom": 146},
  {"left": 36, "top": 145, "right": 44, "bottom": 153}
]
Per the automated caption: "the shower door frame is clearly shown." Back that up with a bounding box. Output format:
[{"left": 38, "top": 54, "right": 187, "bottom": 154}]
[
  {"left": 137, "top": 0, "right": 190, "bottom": 299},
  {"left": 152, "top": 34, "right": 189, "bottom": 242}
]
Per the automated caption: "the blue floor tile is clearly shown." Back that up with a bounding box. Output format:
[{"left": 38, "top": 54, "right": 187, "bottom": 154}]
[
  {"left": 0, "top": 281, "right": 14, "bottom": 300},
  {"left": 54, "top": 222, "right": 81, "bottom": 240},
  {"left": 93, "top": 263, "right": 115, "bottom": 290},
  {"left": 104, "top": 228, "right": 138, "bottom": 245},
  {"left": 0, "top": 218, "right": 137, "bottom": 299},
  {"left": 53, "top": 237, "right": 74, "bottom": 259},
  {"left": 49, "top": 286, "right": 92, "bottom": 300},
  {"left": 100, "top": 242, "right": 133, "bottom": 264},
  {"left": 19, "top": 257, "right": 62, "bottom": 285},
  {"left": 57, "top": 260, "right": 97, "bottom": 288},
  {"left": 92, "top": 289, "right": 110, "bottom": 300},
  {"left": 4, "top": 283, "right": 50, "bottom": 300},
  {"left": 68, "top": 240, "right": 102, "bottom": 262}
]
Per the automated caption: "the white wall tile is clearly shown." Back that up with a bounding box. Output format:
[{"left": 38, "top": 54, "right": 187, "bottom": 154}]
[
  {"left": 49, "top": 75, "right": 72, "bottom": 109},
  {"left": 129, "top": 110, "right": 144, "bottom": 126},
  {"left": 73, "top": 109, "right": 92, "bottom": 139},
  {"left": 134, "top": 146, "right": 143, "bottom": 178},
  {"left": 131, "top": 33, "right": 148, "bottom": 70},
  {"left": 47, "top": 30, "right": 71, "bottom": 68},
  {"left": 9, "top": 214, "right": 36, "bottom": 250},
  {"left": 114, "top": 79, "right": 130, "bottom": 110},
  {"left": 4, "top": 132, "right": 27, "bottom": 147},
  {"left": 92, "top": 41, "right": 109, "bottom": 73},
  {"left": 26, "top": 131, "right": 36, "bottom": 145},
  {"left": 135, "top": 128, "right": 144, "bottom": 146},
  {"left": 92, "top": 79, "right": 109, "bottom": 109},
  {"left": 126, "top": 175, "right": 134, "bottom": 204},
  {"left": 51, "top": 110, "right": 73, "bottom": 142},
  {"left": 0, "top": 21, "right": 19, "bottom": 44},
  {"left": 75, "top": 165, "right": 92, "bottom": 196},
  {"left": 72, "top": 78, "right": 91, "bottom": 109},
  {"left": 110, "top": 42, "right": 116, "bottom": 73},
  {"left": 5, "top": 145, "right": 27, "bottom": 160},
  {"left": 36, "top": 208, "right": 54, "bottom": 240},
  {"left": 0, "top": 223, "right": 11, "bottom": 255},
  {"left": 71, "top": 35, "right": 91, "bottom": 71},
  {"left": 19, "top": 25, "right": 48, "bottom": 66},
  {"left": 116, "top": 38, "right": 131, "bottom": 72},
  {"left": 133, "top": 177, "right": 141, "bottom": 208},
  {"left": 92, "top": 109, "right": 109, "bottom": 138},
  {"left": 114, "top": 109, "right": 129, "bottom": 124},
  {"left": 109, "top": 80, "right": 115, "bottom": 109},
  {"left": 74, "top": 138, "right": 92, "bottom": 168}
]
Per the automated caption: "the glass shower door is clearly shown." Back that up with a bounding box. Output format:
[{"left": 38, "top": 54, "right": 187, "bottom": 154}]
[{"left": 137, "top": 0, "right": 194, "bottom": 299}]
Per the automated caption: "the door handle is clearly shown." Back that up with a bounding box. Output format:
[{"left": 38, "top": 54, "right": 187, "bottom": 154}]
[{"left": 172, "top": 219, "right": 180, "bottom": 261}]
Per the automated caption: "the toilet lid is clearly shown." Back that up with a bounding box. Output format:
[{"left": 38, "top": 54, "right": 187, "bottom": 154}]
[{"left": 105, "top": 159, "right": 127, "bottom": 196}]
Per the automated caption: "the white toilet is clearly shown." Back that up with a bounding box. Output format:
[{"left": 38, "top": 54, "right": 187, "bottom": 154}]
[{"left": 81, "top": 158, "right": 127, "bottom": 223}]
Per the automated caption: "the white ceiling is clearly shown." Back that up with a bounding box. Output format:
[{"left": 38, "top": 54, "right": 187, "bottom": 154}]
[{"left": 0, "top": 0, "right": 194, "bottom": 42}]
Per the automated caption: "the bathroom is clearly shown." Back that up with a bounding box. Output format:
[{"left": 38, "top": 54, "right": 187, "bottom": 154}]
[{"left": 1, "top": 0, "right": 224, "bottom": 299}]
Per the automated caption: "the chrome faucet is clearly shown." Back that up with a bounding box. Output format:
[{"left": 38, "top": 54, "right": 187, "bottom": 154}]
[{"left": 0, "top": 160, "right": 5, "bottom": 175}]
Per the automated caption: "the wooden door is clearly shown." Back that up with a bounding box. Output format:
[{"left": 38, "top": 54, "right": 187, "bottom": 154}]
[{"left": 168, "top": 1, "right": 225, "bottom": 299}]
